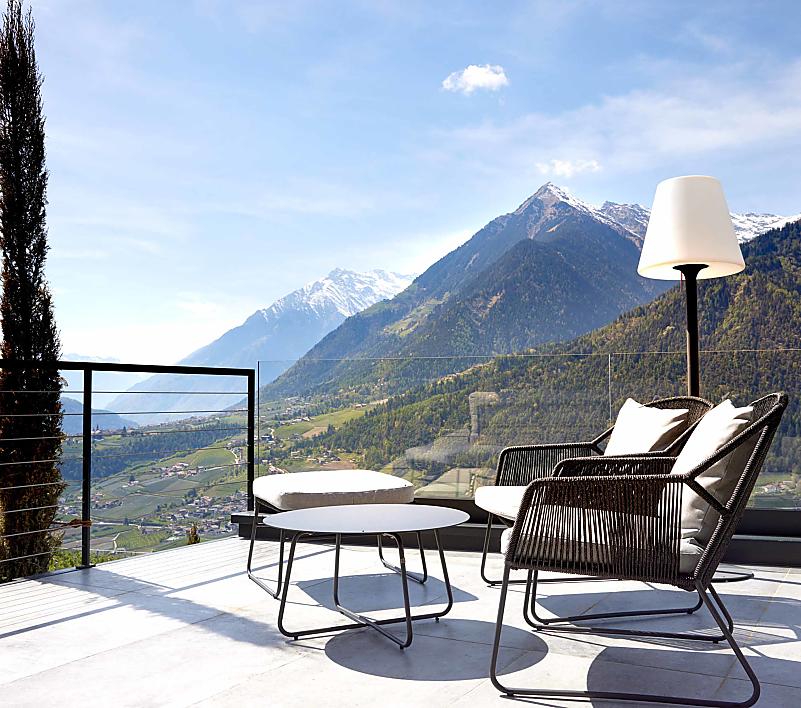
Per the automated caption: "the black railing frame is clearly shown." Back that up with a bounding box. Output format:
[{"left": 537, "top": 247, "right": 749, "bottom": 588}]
[{"left": 0, "top": 359, "right": 256, "bottom": 570}]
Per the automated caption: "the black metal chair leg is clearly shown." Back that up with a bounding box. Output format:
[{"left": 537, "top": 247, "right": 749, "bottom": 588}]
[
  {"left": 697, "top": 581, "right": 760, "bottom": 707},
  {"left": 489, "top": 566, "right": 514, "bottom": 696},
  {"left": 378, "top": 531, "right": 427, "bottom": 584},
  {"left": 492, "top": 568, "right": 759, "bottom": 706},
  {"left": 481, "top": 514, "right": 527, "bottom": 586},
  {"left": 708, "top": 583, "right": 735, "bottom": 636},
  {"left": 523, "top": 569, "right": 720, "bottom": 642},
  {"left": 246, "top": 500, "right": 284, "bottom": 599}
]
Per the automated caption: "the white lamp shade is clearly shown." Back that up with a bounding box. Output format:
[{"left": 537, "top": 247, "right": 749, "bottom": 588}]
[{"left": 638, "top": 175, "right": 745, "bottom": 280}]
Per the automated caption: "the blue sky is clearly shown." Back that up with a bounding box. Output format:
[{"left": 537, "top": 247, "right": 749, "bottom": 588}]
[{"left": 32, "top": 0, "right": 801, "bottom": 363}]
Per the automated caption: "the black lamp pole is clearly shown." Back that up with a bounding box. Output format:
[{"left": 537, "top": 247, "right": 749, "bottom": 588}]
[
  {"left": 673, "top": 263, "right": 707, "bottom": 398},
  {"left": 675, "top": 262, "right": 754, "bottom": 585}
]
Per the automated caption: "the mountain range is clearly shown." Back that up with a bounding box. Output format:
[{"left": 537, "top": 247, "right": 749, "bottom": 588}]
[
  {"left": 262, "top": 183, "right": 794, "bottom": 401},
  {"left": 60, "top": 397, "right": 138, "bottom": 436},
  {"left": 106, "top": 269, "right": 414, "bottom": 424},
  {"left": 311, "top": 217, "right": 801, "bottom": 476}
]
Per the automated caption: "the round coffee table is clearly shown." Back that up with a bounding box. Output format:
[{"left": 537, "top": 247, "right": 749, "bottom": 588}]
[{"left": 262, "top": 503, "right": 469, "bottom": 649}]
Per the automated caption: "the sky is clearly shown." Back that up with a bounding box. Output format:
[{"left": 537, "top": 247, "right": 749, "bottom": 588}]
[{"left": 27, "top": 0, "right": 801, "bottom": 364}]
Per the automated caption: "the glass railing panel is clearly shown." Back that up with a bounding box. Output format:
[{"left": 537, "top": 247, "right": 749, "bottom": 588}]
[
  {"left": 256, "top": 354, "right": 612, "bottom": 499},
  {"left": 611, "top": 349, "right": 801, "bottom": 510}
]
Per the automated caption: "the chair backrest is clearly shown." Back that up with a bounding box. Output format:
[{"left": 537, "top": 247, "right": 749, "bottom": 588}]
[
  {"left": 691, "top": 392, "right": 787, "bottom": 586},
  {"left": 592, "top": 395, "right": 714, "bottom": 454}
]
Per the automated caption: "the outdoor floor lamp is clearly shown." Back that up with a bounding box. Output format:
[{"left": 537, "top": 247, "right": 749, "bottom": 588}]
[{"left": 637, "top": 175, "right": 745, "bottom": 397}]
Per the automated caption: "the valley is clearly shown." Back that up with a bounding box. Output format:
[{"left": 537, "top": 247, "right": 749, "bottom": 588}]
[{"left": 53, "top": 184, "right": 801, "bottom": 563}]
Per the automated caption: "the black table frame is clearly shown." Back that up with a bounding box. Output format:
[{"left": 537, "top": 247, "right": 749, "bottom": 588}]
[{"left": 263, "top": 528, "right": 454, "bottom": 649}]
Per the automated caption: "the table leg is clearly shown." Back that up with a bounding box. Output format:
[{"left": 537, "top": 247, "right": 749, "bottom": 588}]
[
  {"left": 275, "top": 529, "right": 455, "bottom": 647},
  {"left": 246, "top": 500, "right": 284, "bottom": 599},
  {"left": 377, "top": 531, "right": 428, "bottom": 584}
]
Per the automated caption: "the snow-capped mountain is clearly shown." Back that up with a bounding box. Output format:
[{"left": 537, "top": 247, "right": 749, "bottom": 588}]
[
  {"left": 106, "top": 269, "right": 414, "bottom": 423},
  {"left": 266, "top": 182, "right": 673, "bottom": 399},
  {"left": 729, "top": 212, "right": 801, "bottom": 243},
  {"left": 598, "top": 201, "right": 651, "bottom": 239},
  {"left": 597, "top": 198, "right": 797, "bottom": 243},
  {"left": 263, "top": 268, "right": 413, "bottom": 321},
  {"left": 205, "top": 269, "right": 415, "bottom": 371},
  {"left": 514, "top": 183, "right": 641, "bottom": 243},
  {"left": 267, "top": 182, "right": 800, "bottom": 400}
]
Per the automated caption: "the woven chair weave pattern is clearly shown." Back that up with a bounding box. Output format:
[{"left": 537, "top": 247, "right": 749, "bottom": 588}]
[
  {"left": 505, "top": 393, "right": 787, "bottom": 592},
  {"left": 494, "top": 396, "right": 713, "bottom": 489}
]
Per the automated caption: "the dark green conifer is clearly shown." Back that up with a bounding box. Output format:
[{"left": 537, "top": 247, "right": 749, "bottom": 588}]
[{"left": 0, "top": 0, "right": 63, "bottom": 580}]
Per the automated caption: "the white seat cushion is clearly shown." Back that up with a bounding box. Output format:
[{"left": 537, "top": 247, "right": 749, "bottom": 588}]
[
  {"left": 253, "top": 469, "right": 414, "bottom": 511},
  {"left": 671, "top": 399, "right": 754, "bottom": 547},
  {"left": 604, "top": 398, "right": 689, "bottom": 456},
  {"left": 499, "top": 527, "right": 703, "bottom": 574},
  {"left": 474, "top": 485, "right": 527, "bottom": 521}
]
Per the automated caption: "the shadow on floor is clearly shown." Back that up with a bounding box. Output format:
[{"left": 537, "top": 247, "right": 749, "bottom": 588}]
[
  {"left": 296, "top": 571, "right": 477, "bottom": 614},
  {"left": 533, "top": 586, "right": 801, "bottom": 650},
  {"left": 583, "top": 647, "right": 801, "bottom": 706},
  {"left": 324, "top": 618, "right": 546, "bottom": 680}
]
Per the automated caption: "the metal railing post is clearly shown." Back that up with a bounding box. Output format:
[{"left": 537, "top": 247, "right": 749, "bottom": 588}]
[
  {"left": 79, "top": 367, "right": 93, "bottom": 569},
  {"left": 607, "top": 353, "right": 613, "bottom": 425},
  {"left": 247, "top": 369, "right": 255, "bottom": 512}
]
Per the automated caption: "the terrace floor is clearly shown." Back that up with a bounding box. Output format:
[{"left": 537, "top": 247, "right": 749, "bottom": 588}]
[{"left": 1, "top": 537, "right": 800, "bottom": 707}]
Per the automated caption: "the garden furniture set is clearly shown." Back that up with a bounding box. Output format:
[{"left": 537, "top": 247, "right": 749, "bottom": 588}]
[{"left": 246, "top": 392, "right": 787, "bottom": 707}]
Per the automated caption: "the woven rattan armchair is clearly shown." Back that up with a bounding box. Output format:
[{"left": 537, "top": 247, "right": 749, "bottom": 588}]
[
  {"left": 478, "top": 395, "right": 713, "bottom": 585},
  {"left": 490, "top": 392, "right": 787, "bottom": 707}
]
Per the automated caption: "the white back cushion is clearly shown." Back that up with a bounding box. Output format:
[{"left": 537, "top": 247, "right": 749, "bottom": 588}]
[
  {"left": 672, "top": 400, "right": 754, "bottom": 547},
  {"left": 604, "top": 398, "right": 689, "bottom": 456}
]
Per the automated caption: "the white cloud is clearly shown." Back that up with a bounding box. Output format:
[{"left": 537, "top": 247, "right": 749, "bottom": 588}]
[
  {"left": 442, "top": 64, "right": 509, "bottom": 95},
  {"left": 536, "top": 159, "right": 601, "bottom": 178},
  {"left": 437, "top": 59, "right": 801, "bottom": 179}
]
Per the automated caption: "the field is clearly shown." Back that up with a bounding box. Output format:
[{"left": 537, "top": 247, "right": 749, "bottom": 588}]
[
  {"left": 56, "top": 404, "right": 373, "bottom": 556},
  {"left": 272, "top": 406, "right": 373, "bottom": 440}
]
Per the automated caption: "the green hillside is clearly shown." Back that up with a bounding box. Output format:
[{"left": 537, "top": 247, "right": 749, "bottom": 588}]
[
  {"left": 263, "top": 185, "right": 667, "bottom": 401},
  {"left": 298, "top": 219, "right": 801, "bottom": 505}
]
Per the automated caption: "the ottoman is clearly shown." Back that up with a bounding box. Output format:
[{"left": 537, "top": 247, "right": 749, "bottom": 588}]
[
  {"left": 252, "top": 469, "right": 414, "bottom": 511},
  {"left": 246, "top": 469, "right": 421, "bottom": 599}
]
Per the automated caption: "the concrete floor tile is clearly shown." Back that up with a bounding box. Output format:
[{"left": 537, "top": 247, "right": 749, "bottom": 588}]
[{"left": 0, "top": 539, "right": 798, "bottom": 708}]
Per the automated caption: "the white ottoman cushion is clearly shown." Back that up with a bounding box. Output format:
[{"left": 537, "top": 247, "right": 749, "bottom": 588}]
[
  {"left": 253, "top": 469, "right": 414, "bottom": 511},
  {"left": 475, "top": 485, "right": 527, "bottom": 521}
]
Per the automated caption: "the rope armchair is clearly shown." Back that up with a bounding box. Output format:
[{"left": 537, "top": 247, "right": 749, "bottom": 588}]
[
  {"left": 478, "top": 395, "right": 713, "bottom": 585},
  {"left": 490, "top": 392, "right": 787, "bottom": 707}
]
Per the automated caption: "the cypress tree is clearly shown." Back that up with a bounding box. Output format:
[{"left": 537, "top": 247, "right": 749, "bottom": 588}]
[{"left": 0, "top": 0, "right": 63, "bottom": 581}]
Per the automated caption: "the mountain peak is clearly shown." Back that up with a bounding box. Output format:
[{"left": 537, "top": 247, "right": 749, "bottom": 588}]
[
  {"left": 526, "top": 181, "right": 587, "bottom": 209},
  {"left": 534, "top": 181, "right": 571, "bottom": 198},
  {"left": 264, "top": 268, "right": 415, "bottom": 321},
  {"left": 510, "top": 182, "right": 639, "bottom": 244}
]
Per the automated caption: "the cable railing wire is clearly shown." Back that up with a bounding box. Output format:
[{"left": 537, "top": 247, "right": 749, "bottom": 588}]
[
  {"left": 0, "top": 481, "right": 64, "bottom": 492},
  {"left": 2, "top": 504, "right": 59, "bottom": 515},
  {"left": 0, "top": 551, "right": 55, "bottom": 565},
  {"left": 0, "top": 358, "right": 256, "bottom": 575},
  {"left": 4, "top": 407, "right": 248, "bottom": 418}
]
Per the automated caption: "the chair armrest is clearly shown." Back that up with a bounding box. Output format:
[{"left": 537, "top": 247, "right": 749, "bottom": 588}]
[
  {"left": 553, "top": 455, "right": 676, "bottom": 478},
  {"left": 494, "top": 442, "right": 600, "bottom": 486},
  {"left": 506, "top": 473, "right": 686, "bottom": 583}
]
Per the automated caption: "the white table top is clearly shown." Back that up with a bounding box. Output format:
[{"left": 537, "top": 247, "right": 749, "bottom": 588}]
[{"left": 262, "top": 503, "right": 470, "bottom": 534}]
